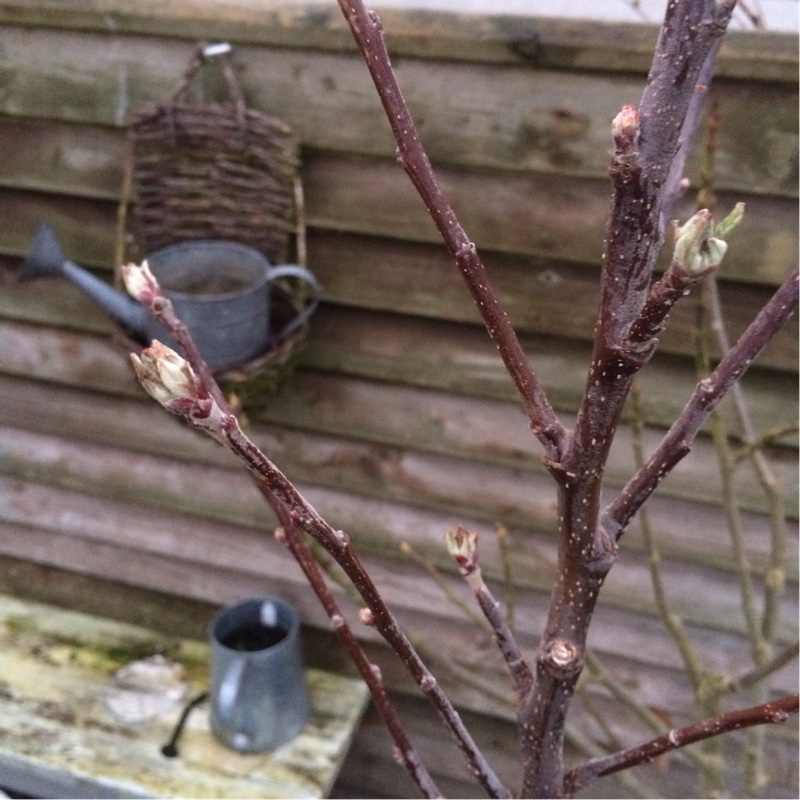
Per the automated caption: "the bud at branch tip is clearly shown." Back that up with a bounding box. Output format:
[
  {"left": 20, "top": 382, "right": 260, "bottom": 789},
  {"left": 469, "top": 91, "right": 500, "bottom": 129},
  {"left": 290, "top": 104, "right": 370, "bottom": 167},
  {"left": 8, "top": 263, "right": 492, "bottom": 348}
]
[
  {"left": 130, "top": 341, "right": 221, "bottom": 428},
  {"left": 445, "top": 525, "right": 479, "bottom": 576},
  {"left": 121, "top": 260, "right": 163, "bottom": 305},
  {"left": 672, "top": 205, "right": 743, "bottom": 277},
  {"left": 612, "top": 104, "right": 640, "bottom": 154}
]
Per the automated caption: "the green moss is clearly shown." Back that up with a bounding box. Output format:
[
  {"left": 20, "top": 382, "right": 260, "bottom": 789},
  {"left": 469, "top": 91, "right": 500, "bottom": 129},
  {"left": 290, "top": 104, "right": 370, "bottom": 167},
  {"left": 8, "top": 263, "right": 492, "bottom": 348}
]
[{"left": 4, "top": 613, "right": 209, "bottom": 683}]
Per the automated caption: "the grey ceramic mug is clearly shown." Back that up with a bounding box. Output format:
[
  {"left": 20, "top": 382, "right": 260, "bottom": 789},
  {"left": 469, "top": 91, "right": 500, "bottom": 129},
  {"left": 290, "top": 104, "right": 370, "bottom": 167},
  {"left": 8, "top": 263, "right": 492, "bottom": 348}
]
[{"left": 209, "top": 597, "right": 310, "bottom": 753}]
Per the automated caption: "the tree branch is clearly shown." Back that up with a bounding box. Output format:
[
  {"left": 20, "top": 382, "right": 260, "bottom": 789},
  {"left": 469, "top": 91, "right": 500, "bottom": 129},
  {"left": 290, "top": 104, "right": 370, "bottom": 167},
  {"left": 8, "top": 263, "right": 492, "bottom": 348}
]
[
  {"left": 122, "top": 263, "right": 509, "bottom": 799},
  {"left": 333, "top": 0, "right": 567, "bottom": 463},
  {"left": 518, "top": 4, "right": 739, "bottom": 795},
  {"left": 563, "top": 694, "right": 799, "bottom": 795},
  {"left": 724, "top": 640, "right": 799, "bottom": 695},
  {"left": 446, "top": 526, "right": 533, "bottom": 701},
  {"left": 603, "top": 268, "right": 798, "bottom": 541},
  {"left": 277, "top": 524, "right": 442, "bottom": 799}
]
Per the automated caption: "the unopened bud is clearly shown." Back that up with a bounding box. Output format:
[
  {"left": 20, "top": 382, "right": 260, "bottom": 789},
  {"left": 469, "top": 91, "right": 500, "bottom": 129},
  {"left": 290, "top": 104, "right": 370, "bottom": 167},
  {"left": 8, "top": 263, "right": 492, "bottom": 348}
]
[
  {"left": 612, "top": 104, "right": 640, "bottom": 153},
  {"left": 673, "top": 209, "right": 728, "bottom": 276},
  {"left": 358, "top": 607, "right": 375, "bottom": 626},
  {"left": 420, "top": 674, "right": 437, "bottom": 691},
  {"left": 121, "top": 260, "right": 162, "bottom": 305},
  {"left": 131, "top": 341, "right": 193, "bottom": 408},
  {"left": 130, "top": 341, "right": 221, "bottom": 426},
  {"left": 445, "top": 525, "right": 479, "bottom": 576}
]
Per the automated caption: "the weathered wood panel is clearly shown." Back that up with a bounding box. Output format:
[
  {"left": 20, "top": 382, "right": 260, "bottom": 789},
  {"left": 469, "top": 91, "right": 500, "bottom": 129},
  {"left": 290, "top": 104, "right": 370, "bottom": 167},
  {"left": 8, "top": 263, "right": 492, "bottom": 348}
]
[
  {"left": 0, "top": 118, "right": 796, "bottom": 287},
  {"left": 0, "top": 0, "right": 795, "bottom": 81},
  {"left": 0, "top": 4, "right": 796, "bottom": 796},
  {"left": 0, "top": 266, "right": 796, "bottom": 441},
  {"left": 1, "top": 206, "right": 798, "bottom": 373},
  {"left": 0, "top": 324, "right": 796, "bottom": 521},
  {"left": 1, "top": 471, "right": 795, "bottom": 695},
  {"left": 2, "top": 374, "right": 797, "bottom": 583}
]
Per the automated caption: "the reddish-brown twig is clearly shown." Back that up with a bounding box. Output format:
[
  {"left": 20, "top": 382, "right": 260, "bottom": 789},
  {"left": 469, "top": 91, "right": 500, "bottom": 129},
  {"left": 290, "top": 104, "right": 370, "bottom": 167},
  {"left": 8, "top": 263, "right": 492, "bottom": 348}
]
[
  {"left": 519, "top": 4, "right": 738, "bottom": 795},
  {"left": 277, "top": 523, "right": 442, "bottom": 798},
  {"left": 563, "top": 694, "right": 799, "bottom": 795},
  {"left": 123, "top": 265, "right": 509, "bottom": 799},
  {"left": 333, "top": 0, "right": 566, "bottom": 464},
  {"left": 446, "top": 526, "right": 533, "bottom": 701},
  {"left": 603, "top": 268, "right": 798, "bottom": 541}
]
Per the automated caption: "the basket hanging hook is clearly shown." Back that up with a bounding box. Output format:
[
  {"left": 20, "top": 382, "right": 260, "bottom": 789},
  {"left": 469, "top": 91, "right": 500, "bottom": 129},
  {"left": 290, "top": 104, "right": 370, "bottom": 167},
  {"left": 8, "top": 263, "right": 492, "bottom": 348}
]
[
  {"left": 169, "top": 42, "right": 247, "bottom": 142},
  {"left": 202, "top": 42, "right": 232, "bottom": 59}
]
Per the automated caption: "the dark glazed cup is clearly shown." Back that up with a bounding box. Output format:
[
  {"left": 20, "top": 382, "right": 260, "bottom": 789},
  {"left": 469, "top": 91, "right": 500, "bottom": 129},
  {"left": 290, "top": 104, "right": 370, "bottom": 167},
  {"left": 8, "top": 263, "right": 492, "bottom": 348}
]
[{"left": 209, "top": 597, "right": 310, "bottom": 753}]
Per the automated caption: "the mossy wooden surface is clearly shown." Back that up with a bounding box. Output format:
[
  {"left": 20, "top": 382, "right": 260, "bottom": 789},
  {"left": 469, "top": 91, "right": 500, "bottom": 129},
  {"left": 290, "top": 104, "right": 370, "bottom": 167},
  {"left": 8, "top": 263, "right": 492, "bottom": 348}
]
[{"left": 0, "top": 594, "right": 369, "bottom": 799}]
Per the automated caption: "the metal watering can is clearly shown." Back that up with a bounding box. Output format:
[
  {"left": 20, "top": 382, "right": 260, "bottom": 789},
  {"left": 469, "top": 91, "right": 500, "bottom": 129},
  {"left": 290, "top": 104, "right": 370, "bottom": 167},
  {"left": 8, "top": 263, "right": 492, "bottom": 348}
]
[{"left": 20, "top": 222, "right": 320, "bottom": 370}]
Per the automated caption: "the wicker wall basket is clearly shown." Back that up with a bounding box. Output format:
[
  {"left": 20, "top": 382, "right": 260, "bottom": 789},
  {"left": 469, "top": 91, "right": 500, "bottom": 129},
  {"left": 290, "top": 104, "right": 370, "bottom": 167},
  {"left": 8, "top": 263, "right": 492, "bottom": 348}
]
[{"left": 117, "top": 43, "right": 313, "bottom": 414}]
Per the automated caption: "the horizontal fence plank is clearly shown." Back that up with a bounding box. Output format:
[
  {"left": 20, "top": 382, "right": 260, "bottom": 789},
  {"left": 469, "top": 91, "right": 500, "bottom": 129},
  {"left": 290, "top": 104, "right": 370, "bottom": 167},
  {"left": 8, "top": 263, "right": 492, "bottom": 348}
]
[
  {"left": 1, "top": 374, "right": 796, "bottom": 578},
  {"left": 2, "top": 261, "right": 797, "bottom": 435},
  {"left": 0, "top": 471, "right": 795, "bottom": 679},
  {"left": 0, "top": 154, "right": 795, "bottom": 293},
  {"left": 0, "top": 28, "right": 795, "bottom": 196},
  {"left": 0, "top": 0, "right": 795, "bottom": 81},
  {"left": 0, "top": 268, "right": 797, "bottom": 446},
  {"left": 301, "top": 231, "right": 798, "bottom": 369},
  {"left": 300, "top": 152, "right": 797, "bottom": 285},
  {"left": 301, "top": 307, "right": 799, "bottom": 434},
  {"left": 0, "top": 323, "right": 796, "bottom": 519},
  {"left": 1, "top": 195, "right": 798, "bottom": 375}
]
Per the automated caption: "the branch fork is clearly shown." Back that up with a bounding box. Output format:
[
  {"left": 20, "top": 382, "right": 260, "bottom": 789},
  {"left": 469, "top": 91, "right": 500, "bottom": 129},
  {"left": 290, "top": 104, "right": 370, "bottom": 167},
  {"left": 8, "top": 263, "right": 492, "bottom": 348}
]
[{"left": 121, "top": 0, "right": 799, "bottom": 793}]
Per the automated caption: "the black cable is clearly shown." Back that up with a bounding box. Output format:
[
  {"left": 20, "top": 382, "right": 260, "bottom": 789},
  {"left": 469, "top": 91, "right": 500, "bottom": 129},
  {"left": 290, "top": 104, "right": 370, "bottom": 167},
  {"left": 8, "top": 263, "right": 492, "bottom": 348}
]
[{"left": 160, "top": 690, "right": 210, "bottom": 758}]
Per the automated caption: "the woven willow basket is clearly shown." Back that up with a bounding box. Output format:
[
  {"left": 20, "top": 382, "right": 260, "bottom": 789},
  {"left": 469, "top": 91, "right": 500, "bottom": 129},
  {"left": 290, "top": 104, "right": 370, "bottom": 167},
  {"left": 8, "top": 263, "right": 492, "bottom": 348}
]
[{"left": 117, "top": 44, "right": 311, "bottom": 413}]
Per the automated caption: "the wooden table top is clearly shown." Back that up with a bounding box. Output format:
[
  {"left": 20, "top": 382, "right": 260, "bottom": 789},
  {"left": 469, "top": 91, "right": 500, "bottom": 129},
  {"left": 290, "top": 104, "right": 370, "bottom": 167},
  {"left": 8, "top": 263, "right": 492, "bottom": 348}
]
[{"left": 0, "top": 594, "right": 369, "bottom": 798}]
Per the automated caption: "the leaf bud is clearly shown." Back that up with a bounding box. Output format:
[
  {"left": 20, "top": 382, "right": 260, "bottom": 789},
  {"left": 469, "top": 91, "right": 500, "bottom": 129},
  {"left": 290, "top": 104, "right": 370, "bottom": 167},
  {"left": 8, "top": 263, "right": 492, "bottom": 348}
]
[
  {"left": 445, "top": 525, "right": 479, "bottom": 576},
  {"left": 121, "top": 260, "right": 162, "bottom": 305}
]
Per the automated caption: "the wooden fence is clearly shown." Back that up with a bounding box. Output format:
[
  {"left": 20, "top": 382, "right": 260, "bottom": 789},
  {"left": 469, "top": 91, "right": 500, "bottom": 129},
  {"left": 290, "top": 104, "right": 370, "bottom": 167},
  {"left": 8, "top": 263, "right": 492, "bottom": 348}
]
[{"left": 0, "top": 2, "right": 796, "bottom": 796}]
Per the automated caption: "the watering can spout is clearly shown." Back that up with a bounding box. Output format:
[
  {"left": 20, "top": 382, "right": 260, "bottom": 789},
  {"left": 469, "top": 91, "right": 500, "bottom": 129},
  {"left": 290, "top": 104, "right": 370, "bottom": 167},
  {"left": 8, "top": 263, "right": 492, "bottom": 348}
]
[
  {"left": 19, "top": 222, "right": 154, "bottom": 344},
  {"left": 19, "top": 221, "right": 66, "bottom": 280}
]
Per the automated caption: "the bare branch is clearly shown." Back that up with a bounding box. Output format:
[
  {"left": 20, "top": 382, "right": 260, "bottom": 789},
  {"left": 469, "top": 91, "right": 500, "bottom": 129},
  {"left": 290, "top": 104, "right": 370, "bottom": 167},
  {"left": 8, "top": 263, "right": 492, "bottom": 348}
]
[
  {"left": 123, "top": 264, "right": 510, "bottom": 799},
  {"left": 603, "top": 269, "right": 798, "bottom": 541},
  {"left": 446, "top": 526, "right": 533, "bottom": 700},
  {"left": 277, "top": 524, "right": 442, "bottom": 799},
  {"left": 563, "top": 694, "right": 799, "bottom": 795},
  {"left": 400, "top": 540, "right": 488, "bottom": 632},
  {"left": 705, "top": 275, "right": 791, "bottom": 647},
  {"left": 724, "top": 641, "right": 800, "bottom": 695},
  {"left": 333, "top": 0, "right": 567, "bottom": 462},
  {"left": 207, "top": 411, "right": 510, "bottom": 798},
  {"left": 519, "top": 5, "right": 741, "bottom": 795}
]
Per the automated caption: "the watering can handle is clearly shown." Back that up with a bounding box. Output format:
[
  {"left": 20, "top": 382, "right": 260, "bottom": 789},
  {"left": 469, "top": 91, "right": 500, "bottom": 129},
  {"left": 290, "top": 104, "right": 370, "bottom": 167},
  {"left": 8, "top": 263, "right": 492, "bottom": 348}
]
[{"left": 265, "top": 265, "right": 321, "bottom": 343}]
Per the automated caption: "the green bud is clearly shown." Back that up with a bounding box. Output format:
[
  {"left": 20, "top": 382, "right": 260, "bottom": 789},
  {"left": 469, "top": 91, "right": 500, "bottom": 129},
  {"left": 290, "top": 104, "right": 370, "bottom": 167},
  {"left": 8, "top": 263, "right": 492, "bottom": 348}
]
[
  {"left": 714, "top": 202, "right": 745, "bottom": 239},
  {"left": 445, "top": 525, "right": 479, "bottom": 575},
  {"left": 673, "top": 209, "right": 729, "bottom": 277}
]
